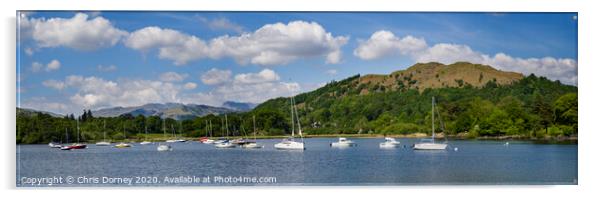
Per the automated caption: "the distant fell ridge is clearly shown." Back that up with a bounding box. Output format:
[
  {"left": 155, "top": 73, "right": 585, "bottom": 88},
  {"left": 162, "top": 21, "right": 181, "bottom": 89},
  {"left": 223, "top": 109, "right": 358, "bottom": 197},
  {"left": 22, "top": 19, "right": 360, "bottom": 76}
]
[
  {"left": 358, "top": 62, "right": 523, "bottom": 93},
  {"left": 222, "top": 101, "right": 257, "bottom": 111},
  {"left": 92, "top": 103, "right": 235, "bottom": 120}
]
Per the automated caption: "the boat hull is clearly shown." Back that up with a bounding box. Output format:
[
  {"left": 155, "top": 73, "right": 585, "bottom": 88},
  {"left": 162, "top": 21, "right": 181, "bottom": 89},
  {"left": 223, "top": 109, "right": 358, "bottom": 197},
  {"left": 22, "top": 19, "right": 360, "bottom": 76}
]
[
  {"left": 157, "top": 144, "right": 172, "bottom": 151},
  {"left": 379, "top": 142, "right": 400, "bottom": 149},
  {"left": 96, "top": 142, "right": 111, "bottom": 146},
  {"left": 413, "top": 143, "right": 447, "bottom": 150},
  {"left": 241, "top": 142, "right": 263, "bottom": 149},
  {"left": 140, "top": 141, "right": 152, "bottom": 145},
  {"left": 215, "top": 142, "right": 236, "bottom": 148},
  {"left": 274, "top": 141, "right": 305, "bottom": 150}
]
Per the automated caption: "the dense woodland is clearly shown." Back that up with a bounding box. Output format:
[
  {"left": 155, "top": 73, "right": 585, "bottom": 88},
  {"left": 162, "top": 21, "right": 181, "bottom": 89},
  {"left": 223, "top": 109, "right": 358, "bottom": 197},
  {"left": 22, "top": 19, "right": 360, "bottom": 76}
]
[{"left": 17, "top": 73, "right": 577, "bottom": 144}]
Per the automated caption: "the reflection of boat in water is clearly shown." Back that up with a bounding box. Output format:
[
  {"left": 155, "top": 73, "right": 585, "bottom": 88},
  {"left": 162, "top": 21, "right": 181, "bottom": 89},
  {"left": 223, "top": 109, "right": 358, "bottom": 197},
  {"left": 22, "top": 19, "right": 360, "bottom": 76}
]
[
  {"left": 274, "top": 93, "right": 305, "bottom": 150},
  {"left": 379, "top": 137, "right": 400, "bottom": 149},
  {"left": 330, "top": 137, "right": 356, "bottom": 147},
  {"left": 413, "top": 97, "right": 448, "bottom": 150}
]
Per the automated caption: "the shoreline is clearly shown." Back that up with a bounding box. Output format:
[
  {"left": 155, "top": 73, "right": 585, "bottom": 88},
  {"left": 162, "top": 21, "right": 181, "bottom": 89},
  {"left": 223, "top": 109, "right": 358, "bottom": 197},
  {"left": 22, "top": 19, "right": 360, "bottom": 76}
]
[{"left": 26, "top": 132, "right": 577, "bottom": 144}]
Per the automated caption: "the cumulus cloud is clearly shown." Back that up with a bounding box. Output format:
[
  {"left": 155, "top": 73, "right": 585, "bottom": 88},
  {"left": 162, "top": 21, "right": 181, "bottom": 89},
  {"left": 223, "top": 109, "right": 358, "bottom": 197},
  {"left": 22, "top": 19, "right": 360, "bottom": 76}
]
[
  {"left": 20, "top": 97, "right": 70, "bottom": 114},
  {"left": 183, "top": 82, "right": 197, "bottom": 90},
  {"left": 233, "top": 69, "right": 280, "bottom": 84},
  {"left": 97, "top": 64, "right": 117, "bottom": 72},
  {"left": 353, "top": 30, "right": 427, "bottom": 60},
  {"left": 31, "top": 62, "right": 43, "bottom": 72},
  {"left": 46, "top": 59, "right": 61, "bottom": 71},
  {"left": 42, "top": 79, "right": 66, "bottom": 90},
  {"left": 124, "top": 26, "right": 209, "bottom": 65},
  {"left": 201, "top": 68, "right": 232, "bottom": 85},
  {"left": 20, "top": 13, "right": 127, "bottom": 51},
  {"left": 354, "top": 31, "right": 578, "bottom": 85},
  {"left": 30, "top": 59, "right": 61, "bottom": 72},
  {"left": 159, "top": 71, "right": 189, "bottom": 82},
  {"left": 125, "top": 21, "right": 348, "bottom": 66}
]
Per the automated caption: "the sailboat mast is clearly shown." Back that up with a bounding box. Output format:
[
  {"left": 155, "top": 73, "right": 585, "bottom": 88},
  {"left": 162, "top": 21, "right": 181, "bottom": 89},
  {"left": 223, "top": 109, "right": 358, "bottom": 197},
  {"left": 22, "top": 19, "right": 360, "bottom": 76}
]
[
  {"left": 76, "top": 119, "right": 80, "bottom": 143},
  {"left": 253, "top": 115, "right": 257, "bottom": 140},
  {"left": 162, "top": 119, "right": 166, "bottom": 139},
  {"left": 432, "top": 96, "right": 435, "bottom": 140},
  {"left": 209, "top": 120, "right": 212, "bottom": 137},
  {"left": 290, "top": 96, "right": 295, "bottom": 137}
]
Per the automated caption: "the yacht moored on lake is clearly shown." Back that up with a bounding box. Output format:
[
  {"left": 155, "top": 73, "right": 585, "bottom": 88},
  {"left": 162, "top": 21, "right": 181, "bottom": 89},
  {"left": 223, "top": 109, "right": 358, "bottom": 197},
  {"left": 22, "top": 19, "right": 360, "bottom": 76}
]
[
  {"left": 96, "top": 121, "right": 111, "bottom": 146},
  {"left": 413, "top": 97, "right": 448, "bottom": 150},
  {"left": 242, "top": 116, "right": 263, "bottom": 149},
  {"left": 48, "top": 142, "right": 62, "bottom": 148},
  {"left": 330, "top": 137, "right": 356, "bottom": 147},
  {"left": 68, "top": 119, "right": 87, "bottom": 150},
  {"left": 379, "top": 137, "right": 401, "bottom": 149},
  {"left": 157, "top": 119, "right": 172, "bottom": 151},
  {"left": 140, "top": 125, "right": 152, "bottom": 145},
  {"left": 274, "top": 94, "right": 305, "bottom": 150},
  {"left": 215, "top": 114, "right": 236, "bottom": 148},
  {"left": 115, "top": 124, "right": 132, "bottom": 148}
]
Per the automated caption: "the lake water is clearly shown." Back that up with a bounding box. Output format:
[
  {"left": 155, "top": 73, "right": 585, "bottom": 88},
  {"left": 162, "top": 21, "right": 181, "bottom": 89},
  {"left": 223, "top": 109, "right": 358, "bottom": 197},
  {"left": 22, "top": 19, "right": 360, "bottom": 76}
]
[{"left": 16, "top": 138, "right": 577, "bottom": 186}]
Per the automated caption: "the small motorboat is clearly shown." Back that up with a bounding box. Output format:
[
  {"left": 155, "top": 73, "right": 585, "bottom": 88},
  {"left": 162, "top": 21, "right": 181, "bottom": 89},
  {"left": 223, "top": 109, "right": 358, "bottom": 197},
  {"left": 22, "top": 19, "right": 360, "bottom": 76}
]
[
  {"left": 379, "top": 137, "right": 401, "bottom": 149},
  {"left": 140, "top": 141, "right": 152, "bottom": 145},
  {"left": 157, "top": 144, "right": 172, "bottom": 151},
  {"left": 48, "top": 142, "right": 62, "bottom": 148},
  {"left": 114, "top": 142, "right": 132, "bottom": 148},
  {"left": 241, "top": 141, "right": 263, "bottom": 149},
  {"left": 330, "top": 137, "right": 356, "bottom": 147},
  {"left": 214, "top": 140, "right": 236, "bottom": 148}
]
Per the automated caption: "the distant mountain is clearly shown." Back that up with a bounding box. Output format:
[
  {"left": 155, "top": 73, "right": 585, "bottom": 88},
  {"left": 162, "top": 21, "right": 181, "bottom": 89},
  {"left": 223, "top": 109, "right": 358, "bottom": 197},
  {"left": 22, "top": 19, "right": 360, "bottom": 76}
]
[
  {"left": 17, "top": 107, "right": 63, "bottom": 118},
  {"left": 222, "top": 101, "right": 257, "bottom": 111},
  {"left": 92, "top": 103, "right": 234, "bottom": 120}
]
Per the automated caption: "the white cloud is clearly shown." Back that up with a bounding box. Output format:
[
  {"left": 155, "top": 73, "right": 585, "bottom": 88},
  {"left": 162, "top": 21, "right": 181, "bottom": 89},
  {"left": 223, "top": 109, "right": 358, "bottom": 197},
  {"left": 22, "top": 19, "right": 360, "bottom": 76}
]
[
  {"left": 183, "top": 82, "right": 197, "bottom": 90},
  {"left": 159, "top": 71, "right": 189, "bottom": 82},
  {"left": 31, "top": 62, "right": 43, "bottom": 72},
  {"left": 200, "top": 17, "right": 244, "bottom": 33},
  {"left": 97, "top": 64, "right": 117, "bottom": 72},
  {"left": 124, "top": 26, "right": 209, "bottom": 65},
  {"left": 354, "top": 31, "right": 578, "bottom": 85},
  {"left": 45, "top": 59, "right": 61, "bottom": 71},
  {"left": 21, "top": 97, "right": 69, "bottom": 115},
  {"left": 125, "top": 21, "right": 348, "bottom": 66},
  {"left": 24, "top": 47, "right": 34, "bottom": 56},
  {"left": 21, "top": 13, "right": 127, "bottom": 51},
  {"left": 233, "top": 69, "right": 280, "bottom": 84},
  {"left": 354, "top": 30, "right": 427, "bottom": 60},
  {"left": 42, "top": 79, "right": 66, "bottom": 90},
  {"left": 201, "top": 68, "right": 232, "bottom": 85}
]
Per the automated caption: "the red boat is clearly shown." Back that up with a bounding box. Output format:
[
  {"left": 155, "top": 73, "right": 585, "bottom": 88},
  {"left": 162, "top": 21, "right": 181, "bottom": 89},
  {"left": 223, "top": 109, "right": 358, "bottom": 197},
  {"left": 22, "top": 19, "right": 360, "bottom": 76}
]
[
  {"left": 67, "top": 143, "right": 87, "bottom": 149},
  {"left": 199, "top": 137, "right": 209, "bottom": 142}
]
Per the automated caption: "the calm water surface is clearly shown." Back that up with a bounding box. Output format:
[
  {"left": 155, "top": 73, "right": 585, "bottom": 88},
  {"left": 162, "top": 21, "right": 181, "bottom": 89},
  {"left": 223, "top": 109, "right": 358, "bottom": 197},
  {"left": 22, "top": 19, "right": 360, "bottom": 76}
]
[{"left": 16, "top": 138, "right": 577, "bottom": 186}]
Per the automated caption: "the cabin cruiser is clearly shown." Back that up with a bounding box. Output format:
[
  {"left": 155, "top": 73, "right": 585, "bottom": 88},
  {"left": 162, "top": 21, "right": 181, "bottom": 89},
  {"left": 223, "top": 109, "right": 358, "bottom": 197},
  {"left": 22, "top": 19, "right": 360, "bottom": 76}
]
[
  {"left": 379, "top": 137, "right": 401, "bottom": 148},
  {"left": 330, "top": 137, "right": 356, "bottom": 147},
  {"left": 274, "top": 137, "right": 305, "bottom": 150}
]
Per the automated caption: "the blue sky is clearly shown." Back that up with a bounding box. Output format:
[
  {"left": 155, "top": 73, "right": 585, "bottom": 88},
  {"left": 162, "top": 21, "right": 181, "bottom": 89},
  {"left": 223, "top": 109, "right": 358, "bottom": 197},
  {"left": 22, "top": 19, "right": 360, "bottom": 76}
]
[{"left": 17, "top": 11, "right": 578, "bottom": 115}]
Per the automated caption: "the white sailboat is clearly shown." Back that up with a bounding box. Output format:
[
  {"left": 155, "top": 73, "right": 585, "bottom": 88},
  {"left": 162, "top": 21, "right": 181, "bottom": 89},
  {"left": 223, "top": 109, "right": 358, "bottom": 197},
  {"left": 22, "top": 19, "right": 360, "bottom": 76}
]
[
  {"left": 157, "top": 119, "right": 172, "bottom": 151},
  {"left": 330, "top": 137, "right": 356, "bottom": 147},
  {"left": 140, "top": 125, "right": 152, "bottom": 145},
  {"left": 274, "top": 94, "right": 305, "bottom": 150},
  {"left": 242, "top": 115, "right": 263, "bottom": 149},
  {"left": 96, "top": 120, "right": 111, "bottom": 146},
  {"left": 166, "top": 124, "right": 179, "bottom": 143},
  {"left": 215, "top": 114, "right": 236, "bottom": 148},
  {"left": 200, "top": 120, "right": 215, "bottom": 144},
  {"left": 379, "top": 137, "right": 401, "bottom": 149},
  {"left": 413, "top": 97, "right": 448, "bottom": 150},
  {"left": 115, "top": 124, "right": 132, "bottom": 148}
]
